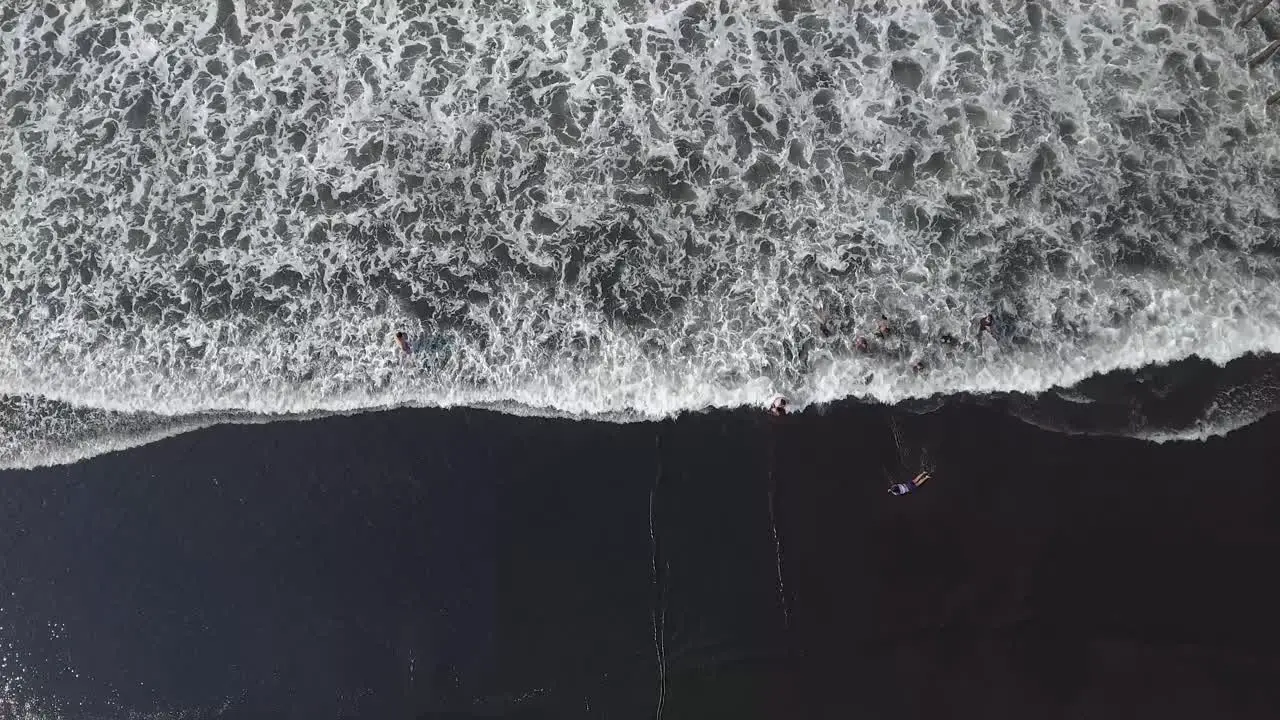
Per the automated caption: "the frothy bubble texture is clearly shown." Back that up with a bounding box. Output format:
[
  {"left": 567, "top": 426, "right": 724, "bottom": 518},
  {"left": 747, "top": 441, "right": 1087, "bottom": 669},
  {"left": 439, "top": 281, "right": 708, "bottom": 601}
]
[{"left": 2, "top": 0, "right": 1280, "bottom": 467}]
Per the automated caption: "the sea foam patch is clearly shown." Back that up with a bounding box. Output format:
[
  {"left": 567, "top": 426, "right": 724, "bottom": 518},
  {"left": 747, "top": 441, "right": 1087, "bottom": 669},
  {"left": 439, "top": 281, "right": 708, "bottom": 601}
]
[{"left": 2, "top": 0, "right": 1280, "bottom": 466}]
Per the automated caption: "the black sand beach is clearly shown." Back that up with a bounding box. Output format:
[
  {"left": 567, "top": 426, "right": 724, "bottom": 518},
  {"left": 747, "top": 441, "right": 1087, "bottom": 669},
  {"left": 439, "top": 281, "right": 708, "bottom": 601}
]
[{"left": 3, "top": 398, "right": 1279, "bottom": 719}]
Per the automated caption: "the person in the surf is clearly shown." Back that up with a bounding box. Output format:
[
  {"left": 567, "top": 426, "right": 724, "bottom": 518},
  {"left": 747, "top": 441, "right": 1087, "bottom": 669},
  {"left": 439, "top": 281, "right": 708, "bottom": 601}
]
[
  {"left": 888, "top": 470, "right": 931, "bottom": 496},
  {"left": 768, "top": 395, "right": 789, "bottom": 417},
  {"left": 394, "top": 331, "right": 412, "bottom": 355},
  {"left": 977, "top": 313, "right": 995, "bottom": 343},
  {"left": 854, "top": 336, "right": 870, "bottom": 352},
  {"left": 874, "top": 314, "right": 893, "bottom": 339}
]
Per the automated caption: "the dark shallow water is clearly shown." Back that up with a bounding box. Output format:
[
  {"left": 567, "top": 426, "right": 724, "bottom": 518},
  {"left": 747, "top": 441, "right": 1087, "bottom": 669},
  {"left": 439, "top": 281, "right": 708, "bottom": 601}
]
[{"left": 3, "top": 398, "right": 1280, "bottom": 719}]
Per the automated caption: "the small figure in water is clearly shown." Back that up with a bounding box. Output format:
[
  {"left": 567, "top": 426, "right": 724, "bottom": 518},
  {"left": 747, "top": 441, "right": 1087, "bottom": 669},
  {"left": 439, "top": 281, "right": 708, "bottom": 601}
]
[
  {"left": 768, "top": 396, "right": 789, "bottom": 417},
  {"left": 888, "top": 471, "right": 931, "bottom": 496},
  {"left": 977, "top": 313, "right": 995, "bottom": 343},
  {"left": 875, "top": 315, "right": 893, "bottom": 339},
  {"left": 394, "top": 331, "right": 412, "bottom": 355},
  {"left": 818, "top": 315, "right": 837, "bottom": 338},
  {"left": 854, "top": 336, "right": 870, "bottom": 352}
]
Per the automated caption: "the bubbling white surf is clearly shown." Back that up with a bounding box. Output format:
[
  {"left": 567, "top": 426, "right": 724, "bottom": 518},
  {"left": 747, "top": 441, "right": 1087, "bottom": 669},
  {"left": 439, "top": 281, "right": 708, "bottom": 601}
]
[{"left": 2, "top": 0, "right": 1280, "bottom": 467}]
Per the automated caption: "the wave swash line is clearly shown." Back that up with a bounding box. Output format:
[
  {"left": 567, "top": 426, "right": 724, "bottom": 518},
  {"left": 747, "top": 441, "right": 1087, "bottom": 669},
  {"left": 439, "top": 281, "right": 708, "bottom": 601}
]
[{"left": 2, "top": 0, "right": 1280, "bottom": 467}]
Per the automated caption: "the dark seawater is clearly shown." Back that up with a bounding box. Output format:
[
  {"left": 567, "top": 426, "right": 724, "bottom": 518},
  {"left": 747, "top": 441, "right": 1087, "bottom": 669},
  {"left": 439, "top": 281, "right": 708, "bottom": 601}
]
[{"left": 3, "top": 400, "right": 1280, "bottom": 719}]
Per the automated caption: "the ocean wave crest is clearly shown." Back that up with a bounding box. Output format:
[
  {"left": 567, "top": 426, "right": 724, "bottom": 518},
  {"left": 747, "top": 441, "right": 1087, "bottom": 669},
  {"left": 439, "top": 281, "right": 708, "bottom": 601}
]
[{"left": 2, "top": 0, "right": 1280, "bottom": 466}]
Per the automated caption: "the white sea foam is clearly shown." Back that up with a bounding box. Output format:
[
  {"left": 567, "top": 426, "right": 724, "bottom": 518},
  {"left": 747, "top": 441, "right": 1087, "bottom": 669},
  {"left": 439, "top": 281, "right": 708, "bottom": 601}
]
[{"left": 2, "top": 0, "right": 1280, "bottom": 467}]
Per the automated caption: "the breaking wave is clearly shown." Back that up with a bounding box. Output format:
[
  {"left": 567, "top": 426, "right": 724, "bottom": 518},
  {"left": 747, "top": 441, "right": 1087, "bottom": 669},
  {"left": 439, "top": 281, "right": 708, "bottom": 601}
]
[{"left": 3, "top": 0, "right": 1280, "bottom": 467}]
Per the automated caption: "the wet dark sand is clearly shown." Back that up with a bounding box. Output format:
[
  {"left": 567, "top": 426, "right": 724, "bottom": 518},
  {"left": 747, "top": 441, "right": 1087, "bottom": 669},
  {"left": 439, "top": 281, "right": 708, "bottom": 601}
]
[{"left": 2, "top": 400, "right": 1279, "bottom": 719}]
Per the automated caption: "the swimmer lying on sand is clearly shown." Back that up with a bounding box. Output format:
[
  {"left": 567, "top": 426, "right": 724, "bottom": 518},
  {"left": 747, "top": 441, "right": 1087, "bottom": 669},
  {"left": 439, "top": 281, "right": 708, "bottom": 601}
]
[{"left": 888, "top": 471, "right": 931, "bottom": 496}]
